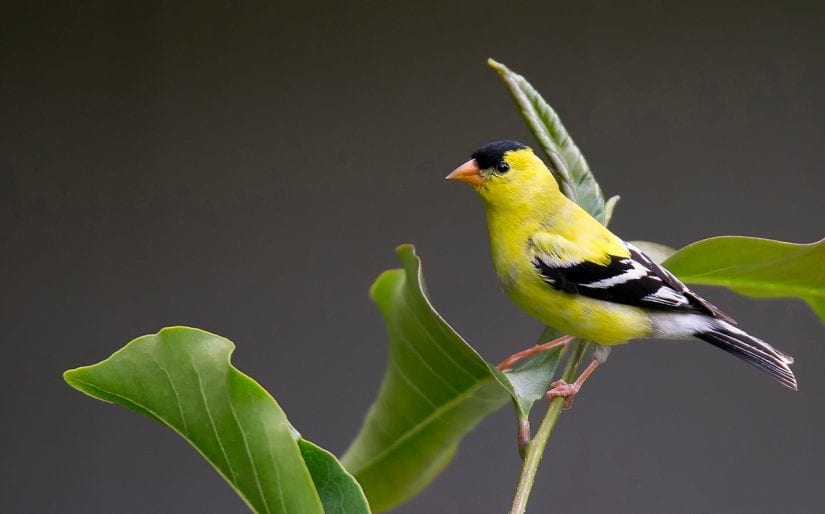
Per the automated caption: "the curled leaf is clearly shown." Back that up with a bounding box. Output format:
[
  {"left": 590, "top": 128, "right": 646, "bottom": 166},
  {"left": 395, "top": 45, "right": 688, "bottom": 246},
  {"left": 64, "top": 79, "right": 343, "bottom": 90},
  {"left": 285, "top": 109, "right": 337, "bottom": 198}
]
[{"left": 342, "top": 245, "right": 560, "bottom": 511}]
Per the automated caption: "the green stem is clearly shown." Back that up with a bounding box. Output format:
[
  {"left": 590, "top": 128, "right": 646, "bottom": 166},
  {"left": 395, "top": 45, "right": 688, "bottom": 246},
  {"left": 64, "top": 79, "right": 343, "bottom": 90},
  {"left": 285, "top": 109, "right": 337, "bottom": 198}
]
[{"left": 508, "top": 340, "right": 589, "bottom": 514}]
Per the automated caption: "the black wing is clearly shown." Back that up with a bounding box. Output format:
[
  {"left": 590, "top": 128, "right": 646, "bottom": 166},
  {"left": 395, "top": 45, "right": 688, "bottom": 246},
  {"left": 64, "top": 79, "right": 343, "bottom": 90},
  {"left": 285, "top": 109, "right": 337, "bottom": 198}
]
[{"left": 533, "top": 243, "right": 734, "bottom": 321}]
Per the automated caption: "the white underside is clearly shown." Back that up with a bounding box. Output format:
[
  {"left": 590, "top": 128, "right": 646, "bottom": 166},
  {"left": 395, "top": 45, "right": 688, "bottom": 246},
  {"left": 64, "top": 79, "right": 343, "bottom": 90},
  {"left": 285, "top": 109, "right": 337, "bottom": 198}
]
[{"left": 649, "top": 312, "right": 716, "bottom": 339}]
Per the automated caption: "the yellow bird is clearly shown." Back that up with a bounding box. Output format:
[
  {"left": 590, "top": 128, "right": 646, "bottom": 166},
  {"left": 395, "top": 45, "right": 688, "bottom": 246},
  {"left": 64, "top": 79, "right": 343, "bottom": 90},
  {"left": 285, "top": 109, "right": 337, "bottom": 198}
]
[{"left": 447, "top": 140, "right": 796, "bottom": 403}]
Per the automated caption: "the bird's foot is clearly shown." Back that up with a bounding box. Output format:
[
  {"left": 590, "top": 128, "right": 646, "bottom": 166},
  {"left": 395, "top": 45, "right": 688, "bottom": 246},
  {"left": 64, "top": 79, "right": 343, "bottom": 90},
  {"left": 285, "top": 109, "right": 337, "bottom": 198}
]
[
  {"left": 544, "top": 358, "right": 601, "bottom": 410},
  {"left": 546, "top": 379, "right": 580, "bottom": 410}
]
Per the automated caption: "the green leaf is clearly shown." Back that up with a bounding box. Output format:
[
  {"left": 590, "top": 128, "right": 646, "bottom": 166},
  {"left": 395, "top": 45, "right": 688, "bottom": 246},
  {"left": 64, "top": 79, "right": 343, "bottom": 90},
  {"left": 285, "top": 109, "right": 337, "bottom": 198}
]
[
  {"left": 488, "top": 58, "right": 607, "bottom": 224},
  {"left": 498, "top": 326, "right": 564, "bottom": 418},
  {"left": 629, "top": 240, "right": 677, "bottom": 264},
  {"left": 341, "top": 245, "right": 510, "bottom": 511},
  {"left": 64, "top": 327, "right": 368, "bottom": 514},
  {"left": 663, "top": 236, "right": 825, "bottom": 322},
  {"left": 486, "top": 57, "right": 608, "bottom": 411},
  {"left": 486, "top": 58, "right": 607, "bottom": 414},
  {"left": 342, "top": 245, "right": 560, "bottom": 511},
  {"left": 299, "top": 439, "right": 371, "bottom": 514},
  {"left": 603, "top": 195, "right": 621, "bottom": 225}
]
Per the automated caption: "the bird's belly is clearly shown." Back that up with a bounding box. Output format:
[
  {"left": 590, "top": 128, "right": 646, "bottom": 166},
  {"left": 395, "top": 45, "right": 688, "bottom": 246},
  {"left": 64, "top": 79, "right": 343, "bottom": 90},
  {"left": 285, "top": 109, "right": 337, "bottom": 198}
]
[
  {"left": 488, "top": 222, "right": 651, "bottom": 344},
  {"left": 501, "top": 270, "right": 651, "bottom": 344}
]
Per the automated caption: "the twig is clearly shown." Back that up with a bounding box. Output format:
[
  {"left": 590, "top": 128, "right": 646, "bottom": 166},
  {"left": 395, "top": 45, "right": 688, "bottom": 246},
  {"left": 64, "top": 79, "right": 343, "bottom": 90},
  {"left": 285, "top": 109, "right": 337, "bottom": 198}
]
[{"left": 508, "top": 340, "right": 590, "bottom": 514}]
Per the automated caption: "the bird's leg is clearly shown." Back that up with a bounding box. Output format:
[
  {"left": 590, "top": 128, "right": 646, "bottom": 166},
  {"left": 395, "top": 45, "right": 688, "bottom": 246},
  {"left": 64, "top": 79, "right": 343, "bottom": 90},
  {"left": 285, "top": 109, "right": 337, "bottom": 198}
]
[
  {"left": 546, "top": 358, "right": 600, "bottom": 409},
  {"left": 497, "top": 335, "right": 574, "bottom": 371}
]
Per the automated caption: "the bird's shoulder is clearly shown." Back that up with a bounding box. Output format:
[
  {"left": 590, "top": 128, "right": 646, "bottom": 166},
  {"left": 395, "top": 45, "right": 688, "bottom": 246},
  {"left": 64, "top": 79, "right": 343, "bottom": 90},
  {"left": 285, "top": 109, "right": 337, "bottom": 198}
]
[{"left": 529, "top": 223, "right": 627, "bottom": 266}]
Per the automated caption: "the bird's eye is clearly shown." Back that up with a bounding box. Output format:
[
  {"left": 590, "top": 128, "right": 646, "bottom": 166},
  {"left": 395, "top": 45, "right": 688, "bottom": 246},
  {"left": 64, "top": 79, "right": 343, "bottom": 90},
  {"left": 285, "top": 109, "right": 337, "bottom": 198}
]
[{"left": 496, "top": 162, "right": 510, "bottom": 173}]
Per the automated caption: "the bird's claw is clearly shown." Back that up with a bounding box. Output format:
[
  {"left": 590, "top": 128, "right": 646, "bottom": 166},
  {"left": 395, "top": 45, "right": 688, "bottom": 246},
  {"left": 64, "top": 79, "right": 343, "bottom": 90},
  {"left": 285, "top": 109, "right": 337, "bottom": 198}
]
[{"left": 546, "top": 379, "right": 580, "bottom": 410}]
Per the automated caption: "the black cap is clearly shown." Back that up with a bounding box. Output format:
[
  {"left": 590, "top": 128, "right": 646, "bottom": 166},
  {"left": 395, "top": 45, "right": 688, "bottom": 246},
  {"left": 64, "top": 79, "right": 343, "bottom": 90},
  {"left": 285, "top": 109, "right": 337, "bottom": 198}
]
[{"left": 471, "top": 140, "right": 528, "bottom": 169}]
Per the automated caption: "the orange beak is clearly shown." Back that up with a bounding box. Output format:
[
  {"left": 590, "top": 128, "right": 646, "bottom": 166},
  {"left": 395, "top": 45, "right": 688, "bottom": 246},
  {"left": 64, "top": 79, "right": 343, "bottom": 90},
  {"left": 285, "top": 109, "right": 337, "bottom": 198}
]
[{"left": 445, "top": 159, "right": 484, "bottom": 186}]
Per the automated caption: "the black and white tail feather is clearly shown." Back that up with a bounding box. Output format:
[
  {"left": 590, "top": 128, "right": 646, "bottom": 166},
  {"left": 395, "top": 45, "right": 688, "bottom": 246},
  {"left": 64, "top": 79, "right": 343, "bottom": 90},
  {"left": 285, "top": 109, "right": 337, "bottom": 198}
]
[
  {"left": 534, "top": 242, "right": 798, "bottom": 390},
  {"left": 694, "top": 322, "right": 796, "bottom": 390},
  {"left": 649, "top": 312, "right": 797, "bottom": 390}
]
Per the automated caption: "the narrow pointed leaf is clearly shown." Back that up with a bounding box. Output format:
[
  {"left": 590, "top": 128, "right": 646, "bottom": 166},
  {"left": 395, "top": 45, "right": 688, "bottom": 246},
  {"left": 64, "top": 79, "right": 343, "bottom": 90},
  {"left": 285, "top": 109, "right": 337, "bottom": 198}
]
[
  {"left": 487, "top": 58, "right": 611, "bottom": 416},
  {"left": 663, "top": 236, "right": 825, "bottom": 323},
  {"left": 64, "top": 327, "right": 368, "bottom": 514},
  {"left": 488, "top": 58, "right": 607, "bottom": 224}
]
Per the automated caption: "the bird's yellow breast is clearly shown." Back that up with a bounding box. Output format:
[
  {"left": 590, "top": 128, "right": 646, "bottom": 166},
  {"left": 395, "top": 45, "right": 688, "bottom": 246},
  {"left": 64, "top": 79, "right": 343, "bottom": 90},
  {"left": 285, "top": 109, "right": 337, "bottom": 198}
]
[{"left": 486, "top": 205, "right": 651, "bottom": 344}]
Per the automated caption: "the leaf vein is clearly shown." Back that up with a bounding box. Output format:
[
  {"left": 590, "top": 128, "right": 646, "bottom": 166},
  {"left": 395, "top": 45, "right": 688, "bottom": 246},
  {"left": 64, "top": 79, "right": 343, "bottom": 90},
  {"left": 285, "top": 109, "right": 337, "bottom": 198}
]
[
  {"left": 188, "top": 358, "right": 238, "bottom": 485},
  {"left": 348, "top": 376, "right": 504, "bottom": 477}
]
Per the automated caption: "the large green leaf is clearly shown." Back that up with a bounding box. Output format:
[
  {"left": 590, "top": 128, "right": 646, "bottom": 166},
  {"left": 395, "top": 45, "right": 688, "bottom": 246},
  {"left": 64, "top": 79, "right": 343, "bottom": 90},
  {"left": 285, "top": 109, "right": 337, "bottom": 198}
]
[
  {"left": 64, "top": 327, "right": 369, "bottom": 514},
  {"left": 663, "top": 236, "right": 825, "bottom": 322},
  {"left": 341, "top": 245, "right": 560, "bottom": 512},
  {"left": 489, "top": 58, "right": 607, "bottom": 224}
]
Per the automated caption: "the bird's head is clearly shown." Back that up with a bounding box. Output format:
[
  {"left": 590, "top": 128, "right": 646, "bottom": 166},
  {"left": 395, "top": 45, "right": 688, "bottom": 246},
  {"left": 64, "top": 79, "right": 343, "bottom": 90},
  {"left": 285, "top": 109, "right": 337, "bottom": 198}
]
[{"left": 446, "top": 140, "right": 560, "bottom": 209}]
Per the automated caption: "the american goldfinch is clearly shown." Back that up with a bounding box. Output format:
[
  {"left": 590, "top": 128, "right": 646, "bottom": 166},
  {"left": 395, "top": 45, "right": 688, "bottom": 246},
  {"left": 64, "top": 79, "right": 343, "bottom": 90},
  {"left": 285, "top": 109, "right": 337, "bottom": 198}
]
[{"left": 447, "top": 140, "right": 797, "bottom": 402}]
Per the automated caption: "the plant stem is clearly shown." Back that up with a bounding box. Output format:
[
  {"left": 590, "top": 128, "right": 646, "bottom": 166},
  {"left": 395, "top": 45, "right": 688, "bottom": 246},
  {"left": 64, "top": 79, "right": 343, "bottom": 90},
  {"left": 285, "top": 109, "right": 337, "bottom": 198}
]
[{"left": 508, "top": 341, "right": 589, "bottom": 514}]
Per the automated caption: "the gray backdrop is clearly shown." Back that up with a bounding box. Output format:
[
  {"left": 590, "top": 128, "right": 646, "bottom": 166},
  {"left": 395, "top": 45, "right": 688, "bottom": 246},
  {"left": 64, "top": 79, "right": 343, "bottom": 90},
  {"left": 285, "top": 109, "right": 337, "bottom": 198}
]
[{"left": 3, "top": 2, "right": 824, "bottom": 513}]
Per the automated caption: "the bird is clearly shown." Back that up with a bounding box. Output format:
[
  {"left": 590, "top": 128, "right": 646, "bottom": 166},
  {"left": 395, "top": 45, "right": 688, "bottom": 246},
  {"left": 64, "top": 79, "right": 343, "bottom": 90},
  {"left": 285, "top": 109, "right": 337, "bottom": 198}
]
[{"left": 446, "top": 140, "right": 797, "bottom": 404}]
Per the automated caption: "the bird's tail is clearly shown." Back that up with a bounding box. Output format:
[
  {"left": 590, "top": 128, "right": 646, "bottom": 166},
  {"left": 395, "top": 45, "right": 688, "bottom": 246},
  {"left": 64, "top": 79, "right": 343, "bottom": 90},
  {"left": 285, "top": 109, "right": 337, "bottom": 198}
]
[{"left": 695, "top": 321, "right": 797, "bottom": 390}]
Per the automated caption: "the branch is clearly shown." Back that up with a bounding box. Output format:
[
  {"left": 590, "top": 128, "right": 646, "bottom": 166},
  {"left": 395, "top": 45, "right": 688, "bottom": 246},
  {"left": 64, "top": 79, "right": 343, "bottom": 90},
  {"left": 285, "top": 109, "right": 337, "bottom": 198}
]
[{"left": 508, "top": 340, "right": 590, "bottom": 514}]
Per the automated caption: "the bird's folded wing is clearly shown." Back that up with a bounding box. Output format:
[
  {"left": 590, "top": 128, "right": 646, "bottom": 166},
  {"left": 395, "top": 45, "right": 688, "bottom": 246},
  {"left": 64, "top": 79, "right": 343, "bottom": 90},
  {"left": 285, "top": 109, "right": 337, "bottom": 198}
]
[{"left": 530, "top": 234, "right": 733, "bottom": 320}]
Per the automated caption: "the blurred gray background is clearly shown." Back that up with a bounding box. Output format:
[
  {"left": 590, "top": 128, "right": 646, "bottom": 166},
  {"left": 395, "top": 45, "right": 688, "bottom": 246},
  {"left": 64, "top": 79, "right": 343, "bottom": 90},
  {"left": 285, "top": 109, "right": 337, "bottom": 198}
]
[{"left": 3, "top": 1, "right": 824, "bottom": 513}]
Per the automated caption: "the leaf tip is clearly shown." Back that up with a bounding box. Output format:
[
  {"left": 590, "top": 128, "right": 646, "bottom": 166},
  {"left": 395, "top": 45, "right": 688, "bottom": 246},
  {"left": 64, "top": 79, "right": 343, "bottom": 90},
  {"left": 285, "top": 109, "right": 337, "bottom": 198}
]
[
  {"left": 369, "top": 269, "right": 403, "bottom": 303},
  {"left": 369, "top": 244, "right": 423, "bottom": 311},
  {"left": 395, "top": 243, "right": 417, "bottom": 260},
  {"left": 604, "top": 195, "right": 621, "bottom": 225},
  {"left": 62, "top": 367, "right": 80, "bottom": 388},
  {"left": 395, "top": 244, "right": 423, "bottom": 273},
  {"left": 486, "top": 58, "right": 510, "bottom": 76},
  {"left": 486, "top": 57, "right": 503, "bottom": 69},
  {"left": 62, "top": 365, "right": 100, "bottom": 400}
]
